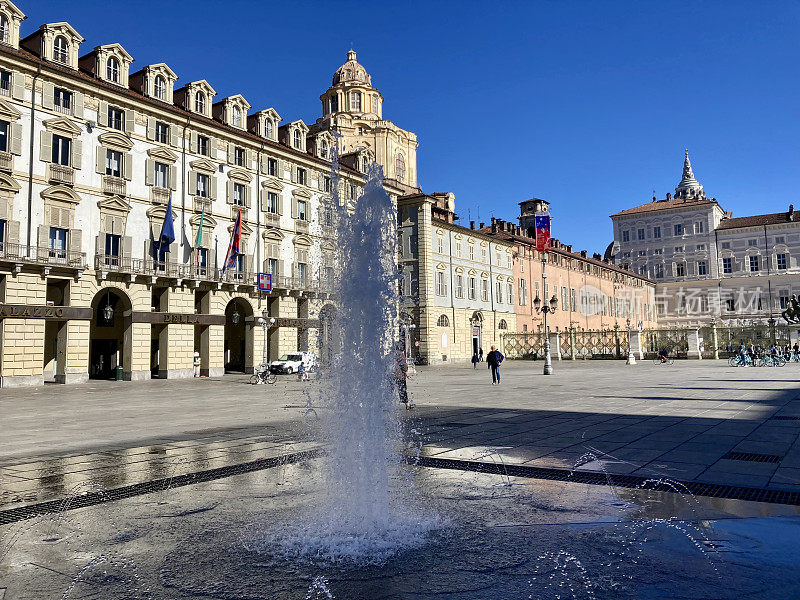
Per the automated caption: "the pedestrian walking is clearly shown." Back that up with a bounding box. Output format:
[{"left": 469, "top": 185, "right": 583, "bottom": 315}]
[
  {"left": 486, "top": 345, "right": 504, "bottom": 384},
  {"left": 471, "top": 353, "right": 479, "bottom": 369},
  {"left": 393, "top": 345, "right": 414, "bottom": 408},
  {"left": 479, "top": 347, "right": 484, "bottom": 362}
]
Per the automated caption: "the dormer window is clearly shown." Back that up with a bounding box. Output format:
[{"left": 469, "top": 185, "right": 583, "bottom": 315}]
[
  {"left": 293, "top": 129, "right": 301, "bottom": 149},
  {"left": 320, "top": 140, "right": 328, "bottom": 159},
  {"left": 195, "top": 91, "right": 205, "bottom": 114},
  {"left": 265, "top": 120, "right": 274, "bottom": 140},
  {"left": 350, "top": 91, "right": 361, "bottom": 111},
  {"left": 232, "top": 105, "right": 242, "bottom": 127},
  {"left": 0, "top": 15, "right": 8, "bottom": 44},
  {"left": 153, "top": 75, "right": 166, "bottom": 100},
  {"left": 106, "top": 57, "right": 120, "bottom": 83},
  {"left": 53, "top": 36, "right": 69, "bottom": 64}
]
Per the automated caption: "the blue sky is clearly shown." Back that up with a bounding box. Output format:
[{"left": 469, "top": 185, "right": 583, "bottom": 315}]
[{"left": 26, "top": 1, "right": 800, "bottom": 253}]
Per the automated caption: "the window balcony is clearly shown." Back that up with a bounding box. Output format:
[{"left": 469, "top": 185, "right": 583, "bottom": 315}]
[
  {"left": 103, "top": 175, "right": 126, "bottom": 196},
  {"left": 186, "top": 263, "right": 218, "bottom": 281},
  {"left": 0, "top": 150, "right": 12, "bottom": 172},
  {"left": 193, "top": 196, "right": 212, "bottom": 212},
  {"left": 222, "top": 268, "right": 252, "bottom": 285},
  {"left": 34, "top": 245, "right": 85, "bottom": 268},
  {"left": 151, "top": 186, "right": 171, "bottom": 205},
  {"left": 94, "top": 253, "right": 133, "bottom": 273},
  {"left": 295, "top": 220, "right": 309, "bottom": 234},
  {"left": 53, "top": 103, "right": 71, "bottom": 115},
  {"left": 0, "top": 241, "right": 25, "bottom": 261},
  {"left": 48, "top": 164, "right": 74, "bottom": 186},
  {"left": 264, "top": 212, "right": 280, "bottom": 227}
]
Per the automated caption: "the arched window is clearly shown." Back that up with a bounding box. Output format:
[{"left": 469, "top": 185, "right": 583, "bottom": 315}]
[
  {"left": 106, "top": 57, "right": 120, "bottom": 83},
  {"left": 350, "top": 91, "right": 361, "bottom": 111},
  {"left": 153, "top": 75, "right": 166, "bottom": 100},
  {"left": 232, "top": 105, "right": 241, "bottom": 127},
  {"left": 371, "top": 95, "right": 378, "bottom": 114},
  {"left": 396, "top": 153, "right": 405, "bottom": 183},
  {"left": 195, "top": 91, "right": 205, "bottom": 114},
  {"left": 437, "top": 314, "right": 450, "bottom": 327},
  {"left": 293, "top": 129, "right": 301, "bottom": 149},
  {"left": 53, "top": 36, "right": 69, "bottom": 64},
  {"left": 498, "top": 319, "right": 508, "bottom": 330},
  {"left": 265, "top": 120, "right": 274, "bottom": 139},
  {"left": 0, "top": 15, "right": 9, "bottom": 43},
  {"left": 320, "top": 140, "right": 328, "bottom": 159}
]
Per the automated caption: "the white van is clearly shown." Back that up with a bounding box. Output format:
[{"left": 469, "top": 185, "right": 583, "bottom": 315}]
[{"left": 269, "top": 352, "right": 316, "bottom": 374}]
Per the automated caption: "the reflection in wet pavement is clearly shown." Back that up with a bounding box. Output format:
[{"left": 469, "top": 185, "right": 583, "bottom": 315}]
[{"left": 2, "top": 457, "right": 800, "bottom": 599}]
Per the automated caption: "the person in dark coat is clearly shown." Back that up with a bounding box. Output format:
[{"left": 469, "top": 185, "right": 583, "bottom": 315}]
[
  {"left": 479, "top": 347, "right": 484, "bottom": 362},
  {"left": 486, "top": 345, "right": 504, "bottom": 384},
  {"left": 471, "top": 353, "right": 479, "bottom": 369}
]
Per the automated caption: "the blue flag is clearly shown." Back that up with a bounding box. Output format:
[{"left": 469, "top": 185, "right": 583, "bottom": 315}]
[{"left": 156, "top": 196, "right": 175, "bottom": 259}]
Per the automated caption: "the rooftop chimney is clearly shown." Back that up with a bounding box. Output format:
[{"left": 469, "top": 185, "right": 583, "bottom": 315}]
[
  {"left": 580, "top": 250, "right": 587, "bottom": 258},
  {"left": 470, "top": 220, "right": 475, "bottom": 230},
  {"left": 789, "top": 204, "right": 795, "bottom": 221},
  {"left": 479, "top": 222, "right": 485, "bottom": 229}
]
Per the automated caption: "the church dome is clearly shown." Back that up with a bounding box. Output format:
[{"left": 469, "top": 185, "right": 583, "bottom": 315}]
[{"left": 332, "top": 50, "right": 372, "bottom": 86}]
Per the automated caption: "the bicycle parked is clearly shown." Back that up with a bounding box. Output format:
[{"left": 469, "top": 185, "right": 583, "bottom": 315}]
[{"left": 249, "top": 362, "right": 278, "bottom": 384}]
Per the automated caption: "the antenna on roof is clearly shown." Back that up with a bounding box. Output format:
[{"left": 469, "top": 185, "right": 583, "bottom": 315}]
[
  {"left": 467, "top": 207, "right": 471, "bottom": 221},
  {"left": 476, "top": 205, "right": 480, "bottom": 221}
]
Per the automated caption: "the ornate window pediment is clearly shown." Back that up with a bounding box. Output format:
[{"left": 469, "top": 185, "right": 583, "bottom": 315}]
[
  {"left": 250, "top": 108, "right": 282, "bottom": 139},
  {"left": 175, "top": 80, "right": 217, "bottom": 116},
  {"left": 263, "top": 228, "right": 284, "bottom": 242},
  {"left": 147, "top": 147, "right": 178, "bottom": 163},
  {"left": 435, "top": 263, "right": 447, "bottom": 270},
  {"left": 96, "top": 195, "right": 131, "bottom": 213},
  {"left": 321, "top": 241, "right": 335, "bottom": 252},
  {"left": 467, "top": 269, "right": 477, "bottom": 275},
  {"left": 293, "top": 233, "right": 312, "bottom": 247},
  {"left": 43, "top": 116, "right": 82, "bottom": 137},
  {"left": 189, "top": 158, "right": 217, "bottom": 174},
  {"left": 227, "top": 168, "right": 252, "bottom": 183},
  {"left": 261, "top": 178, "right": 284, "bottom": 192},
  {"left": 41, "top": 184, "right": 80, "bottom": 204},
  {"left": 133, "top": 63, "right": 178, "bottom": 102},
  {"left": 292, "top": 187, "right": 312, "bottom": 200},
  {"left": 146, "top": 204, "right": 177, "bottom": 220},
  {"left": 98, "top": 131, "right": 133, "bottom": 151},
  {"left": 0, "top": 98, "right": 21, "bottom": 121},
  {"left": 189, "top": 212, "right": 217, "bottom": 228},
  {"left": 228, "top": 220, "right": 253, "bottom": 236},
  {"left": 0, "top": 172, "right": 20, "bottom": 195}
]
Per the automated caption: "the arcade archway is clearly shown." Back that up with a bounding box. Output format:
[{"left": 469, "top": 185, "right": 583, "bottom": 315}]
[
  {"left": 224, "top": 298, "right": 253, "bottom": 373},
  {"left": 89, "top": 287, "right": 132, "bottom": 380}
]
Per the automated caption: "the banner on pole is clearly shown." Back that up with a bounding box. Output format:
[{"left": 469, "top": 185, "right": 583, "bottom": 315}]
[
  {"left": 258, "top": 273, "right": 273, "bottom": 292},
  {"left": 535, "top": 214, "right": 551, "bottom": 252}
]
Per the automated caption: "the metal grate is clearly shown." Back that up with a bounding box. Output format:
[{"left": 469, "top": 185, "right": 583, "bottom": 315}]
[
  {"left": 771, "top": 416, "right": 800, "bottom": 421},
  {"left": 406, "top": 455, "right": 800, "bottom": 506},
  {"left": 0, "top": 449, "right": 318, "bottom": 526},
  {"left": 722, "top": 451, "right": 782, "bottom": 464}
]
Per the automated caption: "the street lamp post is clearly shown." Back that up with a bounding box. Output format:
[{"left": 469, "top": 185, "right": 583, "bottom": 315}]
[
  {"left": 533, "top": 254, "right": 558, "bottom": 375},
  {"left": 626, "top": 317, "right": 636, "bottom": 365},
  {"left": 258, "top": 308, "right": 276, "bottom": 369}
]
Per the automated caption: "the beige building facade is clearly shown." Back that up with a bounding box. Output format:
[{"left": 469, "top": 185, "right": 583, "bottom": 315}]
[
  {"left": 0, "top": 3, "right": 418, "bottom": 387},
  {"left": 398, "top": 192, "right": 516, "bottom": 364}
]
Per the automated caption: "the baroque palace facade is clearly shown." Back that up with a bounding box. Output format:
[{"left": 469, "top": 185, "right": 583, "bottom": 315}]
[
  {"left": 0, "top": 2, "right": 429, "bottom": 387},
  {"left": 0, "top": 1, "right": 661, "bottom": 383},
  {"left": 398, "top": 195, "right": 657, "bottom": 364},
  {"left": 611, "top": 151, "right": 800, "bottom": 327}
]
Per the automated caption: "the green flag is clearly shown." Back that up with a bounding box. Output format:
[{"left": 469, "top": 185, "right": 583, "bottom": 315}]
[{"left": 195, "top": 204, "right": 205, "bottom": 266}]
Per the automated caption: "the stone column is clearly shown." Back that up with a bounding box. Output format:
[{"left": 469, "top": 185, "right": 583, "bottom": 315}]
[
  {"left": 204, "top": 324, "right": 225, "bottom": 377},
  {"left": 569, "top": 327, "right": 576, "bottom": 360},
  {"left": 687, "top": 328, "right": 702, "bottom": 360},
  {"left": 550, "top": 331, "right": 562, "bottom": 361},
  {"left": 711, "top": 321, "right": 719, "bottom": 360},
  {"left": 629, "top": 329, "right": 644, "bottom": 360},
  {"left": 127, "top": 322, "right": 151, "bottom": 380},
  {"left": 59, "top": 319, "right": 89, "bottom": 384}
]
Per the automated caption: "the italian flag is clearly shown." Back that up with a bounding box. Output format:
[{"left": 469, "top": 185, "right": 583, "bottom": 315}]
[{"left": 195, "top": 204, "right": 205, "bottom": 267}]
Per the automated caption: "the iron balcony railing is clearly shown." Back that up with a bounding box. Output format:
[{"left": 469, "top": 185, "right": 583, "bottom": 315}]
[{"left": 33, "top": 245, "right": 86, "bottom": 268}]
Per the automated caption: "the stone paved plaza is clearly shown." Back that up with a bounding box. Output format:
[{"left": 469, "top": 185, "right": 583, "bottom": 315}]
[{"left": 2, "top": 359, "right": 800, "bottom": 513}]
